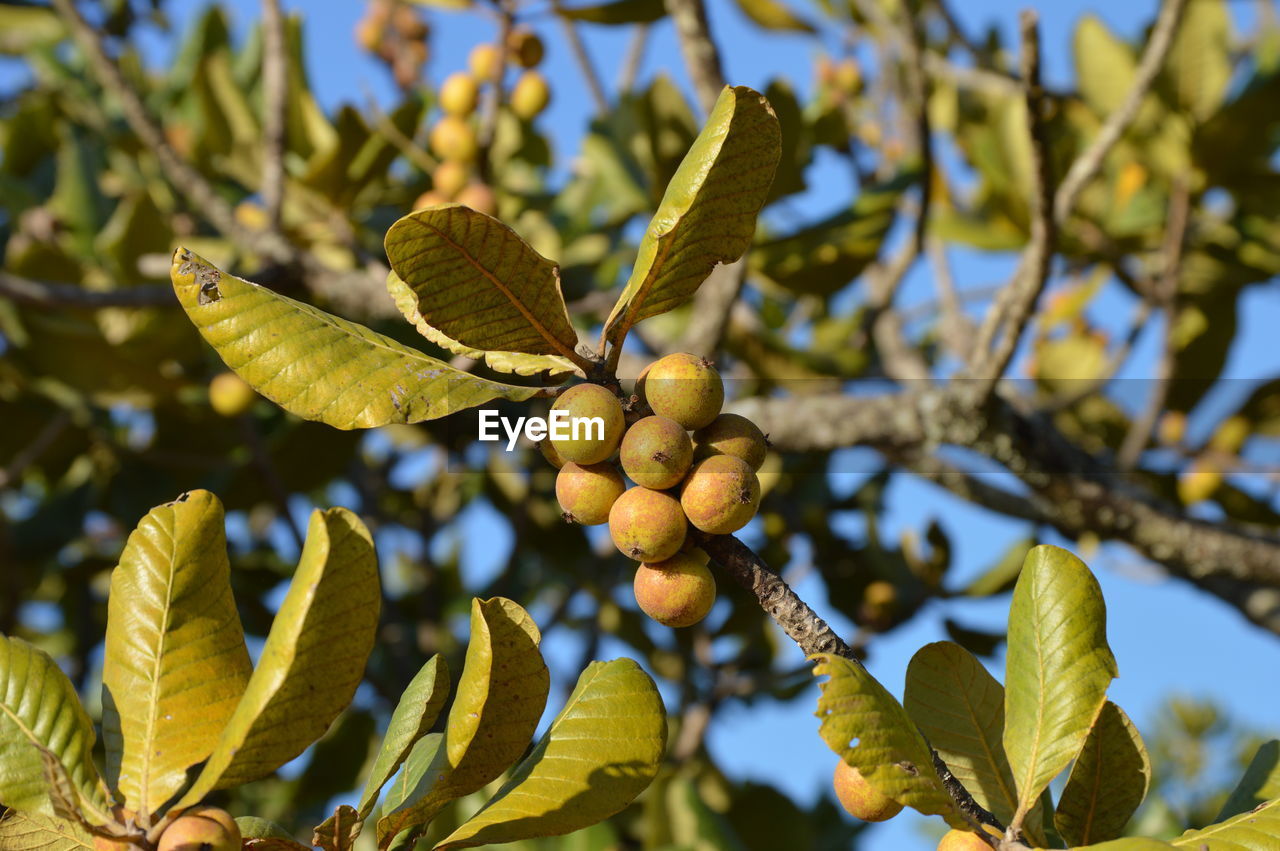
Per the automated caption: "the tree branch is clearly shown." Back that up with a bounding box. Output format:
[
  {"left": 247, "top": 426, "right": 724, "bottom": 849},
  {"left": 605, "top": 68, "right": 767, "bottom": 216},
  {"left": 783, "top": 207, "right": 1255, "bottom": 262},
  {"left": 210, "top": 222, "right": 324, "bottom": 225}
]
[
  {"left": 260, "top": 0, "right": 288, "bottom": 233},
  {"left": 551, "top": 0, "right": 609, "bottom": 115},
  {"left": 663, "top": 0, "right": 723, "bottom": 116},
  {"left": 0, "top": 272, "right": 174, "bottom": 308}
]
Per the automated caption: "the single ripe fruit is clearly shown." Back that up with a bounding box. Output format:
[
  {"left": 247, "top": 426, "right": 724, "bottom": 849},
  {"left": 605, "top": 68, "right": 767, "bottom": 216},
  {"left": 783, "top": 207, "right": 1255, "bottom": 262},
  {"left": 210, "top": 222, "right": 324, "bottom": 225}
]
[
  {"left": 439, "top": 71, "right": 480, "bottom": 116},
  {"left": 431, "top": 160, "right": 469, "bottom": 198},
  {"left": 430, "top": 115, "right": 478, "bottom": 162},
  {"left": 510, "top": 70, "right": 551, "bottom": 120},
  {"left": 556, "top": 462, "right": 625, "bottom": 525},
  {"left": 620, "top": 415, "right": 693, "bottom": 490},
  {"left": 643, "top": 353, "right": 724, "bottom": 430},
  {"left": 609, "top": 487, "right": 686, "bottom": 562},
  {"left": 550, "top": 384, "right": 625, "bottom": 465},
  {"left": 693, "top": 413, "right": 768, "bottom": 471},
  {"left": 833, "top": 762, "right": 902, "bottom": 823},
  {"left": 468, "top": 43, "right": 501, "bottom": 80},
  {"left": 633, "top": 553, "right": 716, "bottom": 627},
  {"left": 455, "top": 182, "right": 497, "bottom": 216},
  {"left": 680, "top": 455, "right": 761, "bottom": 535},
  {"left": 208, "top": 372, "right": 256, "bottom": 417},
  {"left": 157, "top": 806, "right": 241, "bottom": 851},
  {"left": 507, "top": 28, "right": 544, "bottom": 68},
  {"left": 937, "top": 828, "right": 996, "bottom": 851}
]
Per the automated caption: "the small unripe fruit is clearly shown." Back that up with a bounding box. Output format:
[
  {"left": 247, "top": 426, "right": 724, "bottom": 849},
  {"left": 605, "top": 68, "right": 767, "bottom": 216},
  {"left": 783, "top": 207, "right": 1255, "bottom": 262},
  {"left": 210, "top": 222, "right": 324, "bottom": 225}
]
[
  {"left": 208, "top": 372, "right": 256, "bottom": 417},
  {"left": 644, "top": 353, "right": 724, "bottom": 430},
  {"left": 157, "top": 806, "right": 241, "bottom": 851},
  {"left": 556, "top": 462, "right": 625, "bottom": 525},
  {"left": 833, "top": 762, "right": 902, "bottom": 823},
  {"left": 430, "top": 115, "right": 478, "bottom": 162},
  {"left": 439, "top": 71, "right": 480, "bottom": 116},
  {"left": 693, "top": 413, "right": 768, "bottom": 471},
  {"left": 680, "top": 455, "right": 761, "bottom": 535},
  {"left": 455, "top": 182, "right": 497, "bottom": 216},
  {"left": 1178, "top": 458, "right": 1221, "bottom": 505},
  {"left": 609, "top": 487, "right": 686, "bottom": 562},
  {"left": 634, "top": 553, "right": 716, "bottom": 627},
  {"left": 432, "top": 160, "right": 469, "bottom": 198},
  {"left": 937, "top": 828, "right": 994, "bottom": 851},
  {"left": 507, "top": 28, "right": 545, "bottom": 68},
  {"left": 510, "top": 70, "right": 551, "bottom": 120},
  {"left": 620, "top": 415, "right": 693, "bottom": 490},
  {"left": 550, "top": 384, "right": 625, "bottom": 465},
  {"left": 1158, "top": 410, "right": 1187, "bottom": 446},
  {"left": 468, "top": 43, "right": 501, "bottom": 81}
]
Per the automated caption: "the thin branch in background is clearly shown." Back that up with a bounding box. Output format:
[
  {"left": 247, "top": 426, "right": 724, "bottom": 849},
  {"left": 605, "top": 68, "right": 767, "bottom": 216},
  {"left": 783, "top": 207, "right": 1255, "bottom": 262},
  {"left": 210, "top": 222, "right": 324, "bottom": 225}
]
[
  {"left": 617, "top": 23, "right": 650, "bottom": 94},
  {"left": 367, "top": 94, "right": 438, "bottom": 174},
  {"left": 925, "top": 238, "right": 976, "bottom": 361},
  {"left": 550, "top": 0, "right": 609, "bottom": 115},
  {"left": 0, "top": 411, "right": 72, "bottom": 489},
  {"left": 477, "top": 0, "right": 516, "bottom": 184},
  {"left": 1052, "top": 0, "right": 1189, "bottom": 226},
  {"left": 964, "top": 11, "right": 1055, "bottom": 398},
  {"left": 663, "top": 0, "right": 724, "bottom": 116},
  {"left": 0, "top": 272, "right": 175, "bottom": 308},
  {"left": 1117, "top": 176, "right": 1191, "bottom": 470},
  {"left": 260, "top": 0, "right": 288, "bottom": 233}
]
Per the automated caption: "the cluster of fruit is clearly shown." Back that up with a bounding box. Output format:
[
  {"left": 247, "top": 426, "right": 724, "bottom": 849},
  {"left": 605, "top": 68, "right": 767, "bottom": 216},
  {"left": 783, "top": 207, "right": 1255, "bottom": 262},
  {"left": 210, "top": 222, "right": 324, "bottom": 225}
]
[
  {"left": 833, "top": 761, "right": 995, "bottom": 849},
  {"left": 95, "top": 806, "right": 238, "bottom": 851},
  {"left": 540, "top": 353, "right": 768, "bottom": 630},
  {"left": 414, "top": 32, "right": 550, "bottom": 217},
  {"left": 354, "top": 0, "right": 430, "bottom": 90}
]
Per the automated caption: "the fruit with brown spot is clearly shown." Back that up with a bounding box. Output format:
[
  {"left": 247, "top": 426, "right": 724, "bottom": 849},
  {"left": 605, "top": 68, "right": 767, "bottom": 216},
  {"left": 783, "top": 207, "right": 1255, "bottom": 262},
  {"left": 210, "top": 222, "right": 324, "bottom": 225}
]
[
  {"left": 550, "top": 384, "right": 625, "bottom": 465},
  {"left": 608, "top": 487, "right": 686, "bottom": 562},
  {"left": 620, "top": 415, "right": 693, "bottom": 490},
  {"left": 633, "top": 553, "right": 716, "bottom": 627},
  {"left": 680, "top": 455, "right": 761, "bottom": 535},
  {"left": 832, "top": 762, "right": 902, "bottom": 822},
  {"left": 693, "top": 413, "right": 768, "bottom": 471},
  {"left": 556, "top": 462, "right": 625, "bottom": 525},
  {"left": 507, "top": 28, "right": 545, "bottom": 67},
  {"left": 643, "top": 353, "right": 724, "bottom": 430}
]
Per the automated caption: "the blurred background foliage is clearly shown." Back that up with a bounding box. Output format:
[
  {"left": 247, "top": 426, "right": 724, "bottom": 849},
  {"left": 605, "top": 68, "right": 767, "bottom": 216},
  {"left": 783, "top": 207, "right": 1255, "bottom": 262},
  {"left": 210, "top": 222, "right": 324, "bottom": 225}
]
[{"left": 1, "top": 0, "right": 1278, "bottom": 847}]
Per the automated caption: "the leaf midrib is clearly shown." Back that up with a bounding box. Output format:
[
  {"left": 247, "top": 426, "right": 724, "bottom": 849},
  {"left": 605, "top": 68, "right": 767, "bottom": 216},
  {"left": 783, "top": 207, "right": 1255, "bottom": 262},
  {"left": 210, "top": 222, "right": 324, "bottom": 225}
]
[{"left": 136, "top": 518, "right": 179, "bottom": 815}]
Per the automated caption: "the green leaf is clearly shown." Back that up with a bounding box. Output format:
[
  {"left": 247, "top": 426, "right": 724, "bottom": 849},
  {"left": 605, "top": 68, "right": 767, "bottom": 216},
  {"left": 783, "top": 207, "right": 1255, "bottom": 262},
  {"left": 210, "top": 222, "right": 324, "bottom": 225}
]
[
  {"left": 1074, "top": 15, "right": 1137, "bottom": 117},
  {"left": 1004, "top": 545, "right": 1118, "bottom": 829},
  {"left": 0, "top": 5, "right": 64, "bottom": 55},
  {"left": 1171, "top": 798, "right": 1280, "bottom": 848},
  {"left": 381, "top": 733, "right": 443, "bottom": 815},
  {"left": 962, "top": 538, "right": 1034, "bottom": 597},
  {"left": 0, "top": 636, "right": 103, "bottom": 817},
  {"left": 557, "top": 0, "right": 665, "bottom": 24},
  {"left": 101, "top": 490, "right": 253, "bottom": 816},
  {"left": 1162, "top": 0, "right": 1232, "bottom": 120},
  {"left": 383, "top": 206, "right": 584, "bottom": 363},
  {"left": 358, "top": 656, "right": 452, "bottom": 818},
  {"left": 1055, "top": 701, "right": 1151, "bottom": 846},
  {"left": 731, "top": 0, "right": 813, "bottom": 32},
  {"left": 236, "top": 817, "right": 298, "bottom": 840},
  {"left": 378, "top": 598, "right": 550, "bottom": 846},
  {"left": 812, "top": 653, "right": 966, "bottom": 829},
  {"left": 602, "top": 86, "right": 780, "bottom": 352},
  {"left": 175, "top": 508, "right": 380, "bottom": 807},
  {"left": 903, "top": 643, "right": 1023, "bottom": 832},
  {"left": 433, "top": 658, "right": 667, "bottom": 849},
  {"left": 386, "top": 271, "right": 577, "bottom": 378},
  {"left": 0, "top": 811, "right": 92, "bottom": 851},
  {"left": 1217, "top": 741, "right": 1280, "bottom": 821},
  {"left": 170, "top": 247, "right": 543, "bottom": 429}
]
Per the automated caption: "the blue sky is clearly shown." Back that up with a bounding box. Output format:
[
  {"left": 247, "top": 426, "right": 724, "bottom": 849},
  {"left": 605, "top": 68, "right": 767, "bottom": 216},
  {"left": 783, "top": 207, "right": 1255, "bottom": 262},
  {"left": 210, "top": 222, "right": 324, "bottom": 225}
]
[{"left": 14, "top": 0, "right": 1280, "bottom": 847}]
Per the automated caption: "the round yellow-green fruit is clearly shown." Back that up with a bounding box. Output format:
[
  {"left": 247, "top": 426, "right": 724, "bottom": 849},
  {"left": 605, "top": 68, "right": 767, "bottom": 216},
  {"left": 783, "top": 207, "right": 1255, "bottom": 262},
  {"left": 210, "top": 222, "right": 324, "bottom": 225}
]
[
  {"left": 693, "top": 412, "right": 768, "bottom": 471},
  {"left": 550, "top": 383, "right": 625, "bottom": 465},
  {"left": 439, "top": 71, "right": 480, "bottom": 116},
  {"left": 510, "top": 70, "right": 551, "bottom": 120},
  {"left": 468, "top": 43, "right": 501, "bottom": 80},
  {"left": 643, "top": 352, "right": 724, "bottom": 430},
  {"left": 429, "top": 115, "right": 478, "bottom": 162},
  {"left": 620, "top": 415, "right": 693, "bottom": 490},
  {"left": 633, "top": 553, "right": 716, "bottom": 627},
  {"left": 608, "top": 487, "right": 686, "bottom": 563},
  {"left": 937, "top": 827, "right": 997, "bottom": 850},
  {"left": 431, "top": 159, "right": 469, "bottom": 198},
  {"left": 455, "top": 182, "right": 497, "bottom": 216},
  {"left": 832, "top": 761, "right": 902, "bottom": 822},
  {"left": 555, "top": 462, "right": 625, "bottom": 526},
  {"left": 157, "top": 806, "right": 241, "bottom": 851},
  {"left": 208, "top": 372, "right": 256, "bottom": 418},
  {"left": 680, "top": 455, "right": 761, "bottom": 535}
]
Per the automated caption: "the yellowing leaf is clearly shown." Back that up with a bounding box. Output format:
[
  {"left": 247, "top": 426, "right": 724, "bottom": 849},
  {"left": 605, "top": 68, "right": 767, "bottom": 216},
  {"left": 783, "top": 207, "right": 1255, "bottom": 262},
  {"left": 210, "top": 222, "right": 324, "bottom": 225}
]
[
  {"left": 176, "top": 508, "right": 380, "bottom": 807},
  {"left": 1056, "top": 701, "right": 1151, "bottom": 846},
  {"left": 378, "top": 598, "right": 550, "bottom": 846},
  {"left": 812, "top": 653, "right": 966, "bottom": 829},
  {"left": 1217, "top": 741, "right": 1280, "bottom": 822},
  {"left": 384, "top": 206, "right": 585, "bottom": 364},
  {"left": 1163, "top": 0, "right": 1232, "bottom": 121},
  {"left": 1074, "top": 15, "right": 1137, "bottom": 117},
  {"left": 434, "top": 659, "right": 667, "bottom": 849},
  {"left": 358, "top": 655, "right": 451, "bottom": 818},
  {"left": 731, "top": 0, "right": 814, "bottom": 32},
  {"left": 603, "top": 86, "right": 780, "bottom": 354},
  {"left": 1004, "top": 546, "right": 1117, "bottom": 829},
  {"left": 101, "top": 490, "right": 253, "bottom": 817},
  {"left": 386, "top": 271, "right": 578, "bottom": 378},
  {"left": 0, "top": 636, "right": 104, "bottom": 817},
  {"left": 170, "top": 247, "right": 543, "bottom": 429},
  {"left": 0, "top": 811, "right": 92, "bottom": 851},
  {"left": 1172, "top": 797, "right": 1280, "bottom": 848}
]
